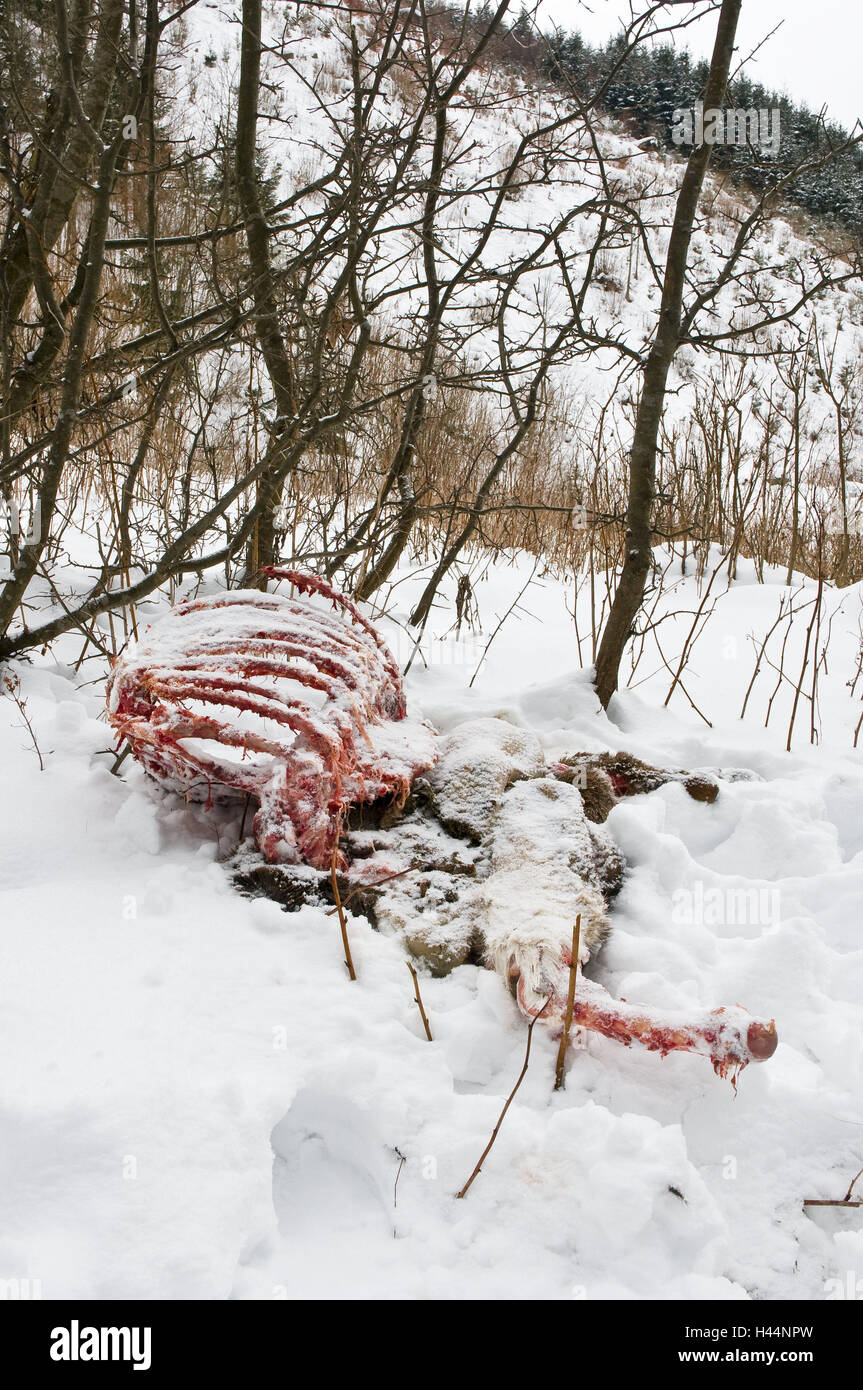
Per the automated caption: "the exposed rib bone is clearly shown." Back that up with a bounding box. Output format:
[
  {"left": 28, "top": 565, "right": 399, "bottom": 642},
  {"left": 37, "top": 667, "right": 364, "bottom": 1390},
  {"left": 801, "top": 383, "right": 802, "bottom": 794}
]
[{"left": 107, "top": 569, "right": 437, "bottom": 868}]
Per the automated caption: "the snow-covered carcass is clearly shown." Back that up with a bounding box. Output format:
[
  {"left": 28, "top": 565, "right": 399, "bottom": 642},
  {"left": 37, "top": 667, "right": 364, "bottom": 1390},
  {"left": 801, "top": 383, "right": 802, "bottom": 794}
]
[{"left": 107, "top": 571, "right": 777, "bottom": 1082}]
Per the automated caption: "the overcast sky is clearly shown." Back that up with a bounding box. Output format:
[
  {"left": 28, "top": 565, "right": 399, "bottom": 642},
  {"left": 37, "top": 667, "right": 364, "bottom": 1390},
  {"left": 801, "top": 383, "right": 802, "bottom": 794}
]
[{"left": 537, "top": 1, "right": 862, "bottom": 132}]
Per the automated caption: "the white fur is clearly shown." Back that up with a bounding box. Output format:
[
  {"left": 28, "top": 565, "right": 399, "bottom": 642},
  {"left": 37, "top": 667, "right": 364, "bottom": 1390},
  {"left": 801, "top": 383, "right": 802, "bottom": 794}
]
[{"left": 470, "top": 776, "right": 611, "bottom": 1013}]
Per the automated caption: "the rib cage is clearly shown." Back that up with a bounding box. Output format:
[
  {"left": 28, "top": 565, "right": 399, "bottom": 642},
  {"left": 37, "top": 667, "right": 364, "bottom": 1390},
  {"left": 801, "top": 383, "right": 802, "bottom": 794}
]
[{"left": 106, "top": 568, "right": 438, "bottom": 867}]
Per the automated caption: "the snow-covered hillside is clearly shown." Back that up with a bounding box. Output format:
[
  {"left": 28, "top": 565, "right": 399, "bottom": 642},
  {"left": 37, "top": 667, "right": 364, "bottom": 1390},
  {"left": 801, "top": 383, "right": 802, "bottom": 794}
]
[{"left": 171, "top": 0, "right": 863, "bottom": 555}]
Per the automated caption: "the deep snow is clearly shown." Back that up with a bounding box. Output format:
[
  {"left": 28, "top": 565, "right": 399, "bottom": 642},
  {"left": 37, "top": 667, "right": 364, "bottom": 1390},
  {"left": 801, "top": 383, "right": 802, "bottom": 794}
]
[{"left": 2, "top": 553, "right": 862, "bottom": 1301}]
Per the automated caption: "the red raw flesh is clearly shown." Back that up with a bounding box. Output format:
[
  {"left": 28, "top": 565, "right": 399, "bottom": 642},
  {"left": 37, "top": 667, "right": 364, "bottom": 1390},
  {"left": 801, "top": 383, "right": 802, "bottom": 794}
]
[
  {"left": 106, "top": 568, "right": 435, "bottom": 869},
  {"left": 514, "top": 953, "right": 777, "bottom": 1081},
  {"left": 608, "top": 772, "right": 632, "bottom": 797}
]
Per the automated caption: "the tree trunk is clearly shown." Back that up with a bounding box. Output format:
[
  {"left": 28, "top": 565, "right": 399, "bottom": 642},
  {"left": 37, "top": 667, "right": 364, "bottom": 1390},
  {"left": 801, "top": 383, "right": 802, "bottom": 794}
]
[
  {"left": 236, "top": 0, "right": 295, "bottom": 584},
  {"left": 593, "top": 0, "right": 742, "bottom": 709}
]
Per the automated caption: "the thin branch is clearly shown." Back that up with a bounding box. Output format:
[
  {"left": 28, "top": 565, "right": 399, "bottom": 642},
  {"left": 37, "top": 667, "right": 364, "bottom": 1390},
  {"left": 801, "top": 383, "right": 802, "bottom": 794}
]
[
  {"left": 406, "top": 961, "right": 433, "bottom": 1041},
  {"left": 456, "top": 997, "right": 549, "bottom": 1199},
  {"left": 553, "top": 917, "right": 581, "bottom": 1091},
  {"left": 330, "top": 849, "right": 357, "bottom": 981}
]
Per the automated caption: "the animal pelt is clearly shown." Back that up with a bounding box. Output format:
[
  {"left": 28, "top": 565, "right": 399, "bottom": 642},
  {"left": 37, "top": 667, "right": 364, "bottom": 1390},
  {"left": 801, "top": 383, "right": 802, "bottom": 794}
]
[
  {"left": 234, "top": 717, "right": 776, "bottom": 1077},
  {"left": 234, "top": 717, "right": 623, "bottom": 972},
  {"left": 548, "top": 751, "right": 724, "bottom": 822}
]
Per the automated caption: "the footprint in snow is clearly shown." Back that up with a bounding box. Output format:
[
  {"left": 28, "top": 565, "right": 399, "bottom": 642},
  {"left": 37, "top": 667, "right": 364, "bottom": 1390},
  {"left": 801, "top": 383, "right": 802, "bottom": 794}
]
[{"left": 270, "top": 1090, "right": 395, "bottom": 1275}]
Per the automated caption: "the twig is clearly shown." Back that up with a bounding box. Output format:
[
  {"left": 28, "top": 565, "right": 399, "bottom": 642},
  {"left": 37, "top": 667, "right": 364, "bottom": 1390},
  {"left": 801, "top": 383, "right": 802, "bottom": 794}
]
[
  {"left": 326, "top": 863, "right": 415, "bottom": 914},
  {"left": 456, "top": 998, "right": 550, "bottom": 1199},
  {"left": 467, "top": 563, "right": 539, "bottom": 689},
  {"left": 330, "top": 849, "right": 357, "bottom": 981},
  {"left": 803, "top": 1161, "right": 863, "bottom": 1208},
  {"left": 239, "top": 792, "right": 252, "bottom": 841},
  {"left": 843, "top": 1163, "right": 863, "bottom": 1203},
  {"left": 740, "top": 592, "right": 790, "bottom": 720},
  {"left": 109, "top": 742, "right": 132, "bottom": 776},
  {"left": 803, "top": 1199, "right": 863, "bottom": 1207},
  {"left": 393, "top": 1147, "right": 407, "bottom": 1208},
  {"left": 2, "top": 673, "right": 45, "bottom": 770},
  {"left": 554, "top": 916, "right": 581, "bottom": 1091},
  {"left": 406, "top": 961, "right": 433, "bottom": 1041}
]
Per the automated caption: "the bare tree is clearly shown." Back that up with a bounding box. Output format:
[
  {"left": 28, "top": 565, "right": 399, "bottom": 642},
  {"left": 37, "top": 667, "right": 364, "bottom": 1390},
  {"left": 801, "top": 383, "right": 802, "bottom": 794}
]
[
  {"left": 1, "top": 0, "right": 859, "bottom": 681},
  {"left": 593, "top": 0, "right": 862, "bottom": 707},
  {"left": 0, "top": 0, "right": 637, "bottom": 659},
  {"left": 593, "top": 0, "right": 743, "bottom": 708}
]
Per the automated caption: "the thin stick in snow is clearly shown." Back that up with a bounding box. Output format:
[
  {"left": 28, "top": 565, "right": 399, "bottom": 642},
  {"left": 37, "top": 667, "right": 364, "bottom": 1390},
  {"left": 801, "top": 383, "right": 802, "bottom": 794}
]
[
  {"left": 330, "top": 850, "right": 357, "bottom": 982},
  {"left": 2, "top": 673, "right": 45, "bottom": 771},
  {"left": 406, "top": 961, "right": 433, "bottom": 1041},
  {"left": 457, "top": 998, "right": 549, "bottom": 1199},
  {"left": 803, "top": 1160, "right": 863, "bottom": 1208},
  {"left": 844, "top": 1163, "right": 863, "bottom": 1203},
  {"left": 554, "top": 916, "right": 581, "bottom": 1091},
  {"left": 468, "top": 563, "right": 539, "bottom": 689}
]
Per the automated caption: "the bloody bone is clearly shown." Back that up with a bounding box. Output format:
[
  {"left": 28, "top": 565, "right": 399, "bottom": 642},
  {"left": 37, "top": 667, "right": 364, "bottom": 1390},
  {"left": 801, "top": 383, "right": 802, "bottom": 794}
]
[
  {"left": 106, "top": 568, "right": 437, "bottom": 868},
  {"left": 507, "top": 943, "right": 777, "bottom": 1080}
]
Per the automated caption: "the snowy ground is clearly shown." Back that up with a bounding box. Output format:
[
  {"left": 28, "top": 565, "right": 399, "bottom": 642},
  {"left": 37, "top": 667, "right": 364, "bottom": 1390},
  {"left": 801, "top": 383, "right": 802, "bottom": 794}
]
[{"left": 2, "top": 554, "right": 863, "bottom": 1300}]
